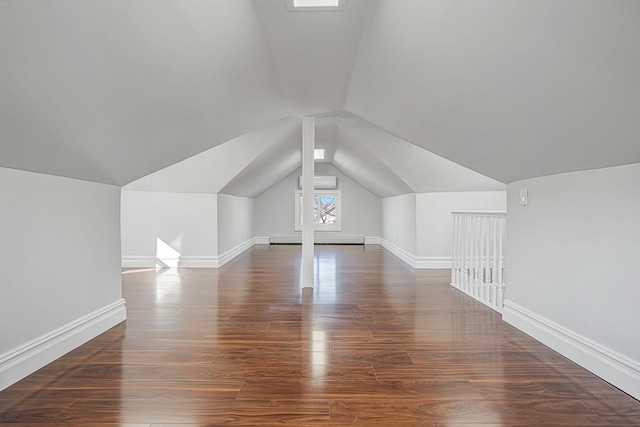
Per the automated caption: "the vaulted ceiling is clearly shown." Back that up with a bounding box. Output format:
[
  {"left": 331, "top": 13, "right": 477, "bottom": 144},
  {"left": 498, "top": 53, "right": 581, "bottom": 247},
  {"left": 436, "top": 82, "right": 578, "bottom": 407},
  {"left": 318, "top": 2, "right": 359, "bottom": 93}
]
[{"left": 2, "top": 0, "right": 639, "bottom": 195}]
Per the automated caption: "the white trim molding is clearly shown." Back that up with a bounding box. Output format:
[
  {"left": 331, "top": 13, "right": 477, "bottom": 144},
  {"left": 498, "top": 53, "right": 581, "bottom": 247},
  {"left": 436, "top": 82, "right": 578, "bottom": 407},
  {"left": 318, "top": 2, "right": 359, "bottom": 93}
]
[
  {"left": 269, "top": 235, "right": 302, "bottom": 244},
  {"left": 380, "top": 239, "right": 415, "bottom": 268},
  {"left": 122, "top": 237, "right": 259, "bottom": 269},
  {"left": 217, "top": 238, "right": 255, "bottom": 268},
  {"left": 255, "top": 236, "right": 270, "bottom": 245},
  {"left": 269, "top": 235, "right": 365, "bottom": 244},
  {"left": 503, "top": 300, "right": 640, "bottom": 400},
  {"left": 364, "top": 236, "right": 381, "bottom": 245},
  {"left": 123, "top": 255, "right": 216, "bottom": 269},
  {"left": 380, "top": 239, "right": 451, "bottom": 270},
  {"left": 0, "top": 299, "right": 126, "bottom": 391},
  {"left": 414, "top": 256, "right": 452, "bottom": 269},
  {"left": 178, "top": 256, "right": 219, "bottom": 268},
  {"left": 316, "top": 235, "right": 363, "bottom": 244},
  {"left": 122, "top": 256, "right": 156, "bottom": 268}
]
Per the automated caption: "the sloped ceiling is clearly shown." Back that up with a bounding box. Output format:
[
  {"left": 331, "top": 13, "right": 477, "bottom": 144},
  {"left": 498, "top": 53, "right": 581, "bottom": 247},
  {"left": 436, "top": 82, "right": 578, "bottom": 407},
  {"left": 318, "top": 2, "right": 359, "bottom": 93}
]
[
  {"left": 345, "top": 0, "right": 640, "bottom": 182},
  {"left": 251, "top": 0, "right": 370, "bottom": 114},
  {"left": 2, "top": 0, "right": 639, "bottom": 191},
  {"left": 0, "top": 0, "right": 291, "bottom": 185},
  {"left": 127, "top": 111, "right": 504, "bottom": 198},
  {"left": 124, "top": 118, "right": 300, "bottom": 194},
  {"left": 333, "top": 116, "right": 504, "bottom": 196}
]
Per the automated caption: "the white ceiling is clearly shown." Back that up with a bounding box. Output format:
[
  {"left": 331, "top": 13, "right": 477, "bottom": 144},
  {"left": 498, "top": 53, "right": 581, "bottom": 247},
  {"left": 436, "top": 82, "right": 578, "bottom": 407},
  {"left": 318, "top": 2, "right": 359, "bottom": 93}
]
[
  {"left": 345, "top": 0, "right": 640, "bottom": 182},
  {"left": 251, "top": 0, "right": 371, "bottom": 114},
  {"left": 0, "top": 0, "right": 290, "bottom": 185},
  {"left": 2, "top": 0, "right": 639, "bottom": 193},
  {"left": 124, "top": 118, "right": 300, "bottom": 194}
]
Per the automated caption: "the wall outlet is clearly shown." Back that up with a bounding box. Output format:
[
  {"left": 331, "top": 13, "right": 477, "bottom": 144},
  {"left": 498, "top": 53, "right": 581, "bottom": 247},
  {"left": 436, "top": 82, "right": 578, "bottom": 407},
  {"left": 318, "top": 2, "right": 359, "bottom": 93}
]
[{"left": 520, "top": 187, "right": 528, "bottom": 206}]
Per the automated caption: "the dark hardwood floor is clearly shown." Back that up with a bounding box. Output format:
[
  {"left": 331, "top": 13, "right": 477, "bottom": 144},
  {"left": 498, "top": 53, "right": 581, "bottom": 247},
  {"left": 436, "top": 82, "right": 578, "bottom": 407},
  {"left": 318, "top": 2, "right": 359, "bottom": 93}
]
[{"left": 1, "top": 245, "right": 639, "bottom": 425}]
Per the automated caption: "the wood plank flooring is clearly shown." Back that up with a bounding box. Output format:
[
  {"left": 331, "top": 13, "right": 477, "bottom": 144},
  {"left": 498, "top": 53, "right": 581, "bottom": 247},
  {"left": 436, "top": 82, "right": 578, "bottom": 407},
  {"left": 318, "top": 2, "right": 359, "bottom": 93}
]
[{"left": 1, "top": 244, "right": 639, "bottom": 425}]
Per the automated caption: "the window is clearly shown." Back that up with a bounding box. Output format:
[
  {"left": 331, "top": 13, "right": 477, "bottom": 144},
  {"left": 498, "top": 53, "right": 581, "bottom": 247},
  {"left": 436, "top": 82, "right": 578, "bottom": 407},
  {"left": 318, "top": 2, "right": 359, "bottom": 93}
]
[{"left": 295, "top": 190, "right": 341, "bottom": 231}]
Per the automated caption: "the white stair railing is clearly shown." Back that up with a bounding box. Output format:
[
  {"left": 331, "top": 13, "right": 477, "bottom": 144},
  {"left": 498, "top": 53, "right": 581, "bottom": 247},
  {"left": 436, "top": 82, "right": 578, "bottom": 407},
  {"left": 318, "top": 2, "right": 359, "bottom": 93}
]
[{"left": 451, "top": 211, "right": 507, "bottom": 313}]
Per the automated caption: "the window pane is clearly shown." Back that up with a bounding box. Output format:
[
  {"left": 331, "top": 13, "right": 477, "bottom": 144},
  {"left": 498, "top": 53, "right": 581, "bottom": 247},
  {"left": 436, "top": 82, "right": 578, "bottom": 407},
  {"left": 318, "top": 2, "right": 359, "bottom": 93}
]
[
  {"left": 314, "top": 195, "right": 336, "bottom": 225},
  {"left": 295, "top": 190, "right": 340, "bottom": 231}
]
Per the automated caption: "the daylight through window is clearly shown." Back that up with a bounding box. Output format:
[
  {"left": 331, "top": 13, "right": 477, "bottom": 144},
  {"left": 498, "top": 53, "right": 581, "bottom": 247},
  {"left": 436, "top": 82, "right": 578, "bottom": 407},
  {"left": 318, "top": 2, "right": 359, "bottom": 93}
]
[{"left": 295, "top": 190, "right": 341, "bottom": 231}]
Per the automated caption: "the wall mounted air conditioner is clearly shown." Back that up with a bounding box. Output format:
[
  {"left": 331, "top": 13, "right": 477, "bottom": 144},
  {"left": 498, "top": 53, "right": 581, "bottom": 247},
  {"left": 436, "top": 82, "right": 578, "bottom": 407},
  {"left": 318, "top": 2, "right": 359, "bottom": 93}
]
[{"left": 298, "top": 176, "right": 337, "bottom": 189}]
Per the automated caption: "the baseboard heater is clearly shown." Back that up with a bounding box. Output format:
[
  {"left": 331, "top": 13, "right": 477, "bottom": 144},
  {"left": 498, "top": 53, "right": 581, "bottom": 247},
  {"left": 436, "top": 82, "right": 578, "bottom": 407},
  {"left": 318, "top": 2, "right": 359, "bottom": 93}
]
[{"left": 269, "top": 235, "right": 364, "bottom": 245}]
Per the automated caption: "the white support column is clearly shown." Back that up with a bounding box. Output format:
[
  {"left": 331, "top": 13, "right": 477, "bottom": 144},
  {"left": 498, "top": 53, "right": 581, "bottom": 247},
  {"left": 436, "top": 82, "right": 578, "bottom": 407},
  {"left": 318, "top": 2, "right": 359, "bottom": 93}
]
[{"left": 301, "top": 116, "right": 315, "bottom": 288}]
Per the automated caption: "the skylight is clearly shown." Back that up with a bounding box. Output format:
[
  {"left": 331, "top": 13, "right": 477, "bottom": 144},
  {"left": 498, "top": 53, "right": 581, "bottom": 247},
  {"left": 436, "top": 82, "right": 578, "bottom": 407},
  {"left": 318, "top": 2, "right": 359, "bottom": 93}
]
[
  {"left": 287, "top": 0, "right": 345, "bottom": 11},
  {"left": 314, "top": 149, "right": 326, "bottom": 160},
  {"left": 294, "top": 0, "right": 339, "bottom": 7}
]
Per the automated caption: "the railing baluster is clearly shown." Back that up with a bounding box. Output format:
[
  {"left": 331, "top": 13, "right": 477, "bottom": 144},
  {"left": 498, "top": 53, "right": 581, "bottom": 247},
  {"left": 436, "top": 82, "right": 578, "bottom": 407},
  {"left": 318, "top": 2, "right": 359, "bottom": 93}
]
[
  {"left": 456, "top": 216, "right": 460, "bottom": 284},
  {"left": 492, "top": 217, "right": 497, "bottom": 285},
  {"left": 497, "top": 217, "right": 504, "bottom": 285},
  {"left": 469, "top": 217, "right": 478, "bottom": 296},
  {"left": 451, "top": 214, "right": 456, "bottom": 286},
  {"left": 476, "top": 215, "right": 482, "bottom": 299},
  {"left": 485, "top": 216, "right": 490, "bottom": 285},
  {"left": 450, "top": 211, "right": 506, "bottom": 313},
  {"left": 463, "top": 215, "right": 469, "bottom": 292}
]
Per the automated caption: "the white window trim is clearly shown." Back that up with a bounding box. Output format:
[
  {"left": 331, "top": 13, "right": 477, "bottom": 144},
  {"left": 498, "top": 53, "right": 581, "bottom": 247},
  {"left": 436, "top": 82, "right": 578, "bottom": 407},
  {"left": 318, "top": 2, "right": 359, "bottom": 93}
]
[{"left": 295, "top": 190, "right": 342, "bottom": 231}]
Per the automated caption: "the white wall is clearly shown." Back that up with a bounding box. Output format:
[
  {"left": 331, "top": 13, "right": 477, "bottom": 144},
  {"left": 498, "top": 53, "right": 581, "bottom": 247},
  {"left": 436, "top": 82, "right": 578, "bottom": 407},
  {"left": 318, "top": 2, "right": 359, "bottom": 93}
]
[
  {"left": 0, "top": 167, "right": 124, "bottom": 390},
  {"left": 254, "top": 168, "right": 295, "bottom": 238},
  {"left": 254, "top": 164, "right": 380, "bottom": 240},
  {"left": 381, "top": 191, "right": 506, "bottom": 268},
  {"left": 416, "top": 191, "right": 506, "bottom": 257},
  {"left": 503, "top": 163, "right": 640, "bottom": 399},
  {"left": 217, "top": 194, "right": 255, "bottom": 254},
  {"left": 120, "top": 190, "right": 218, "bottom": 266},
  {"left": 381, "top": 193, "right": 416, "bottom": 255}
]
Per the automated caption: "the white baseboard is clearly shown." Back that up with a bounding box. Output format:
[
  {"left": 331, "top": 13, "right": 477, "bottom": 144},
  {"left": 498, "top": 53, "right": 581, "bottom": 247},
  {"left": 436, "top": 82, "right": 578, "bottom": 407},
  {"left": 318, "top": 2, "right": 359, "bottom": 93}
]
[
  {"left": 380, "top": 239, "right": 415, "bottom": 268},
  {"left": 316, "top": 235, "right": 363, "bottom": 244},
  {"left": 179, "top": 256, "right": 219, "bottom": 268},
  {"left": 503, "top": 300, "right": 640, "bottom": 400},
  {"left": 379, "top": 239, "right": 451, "bottom": 270},
  {"left": 269, "top": 235, "right": 302, "bottom": 244},
  {"left": 269, "top": 235, "right": 365, "bottom": 244},
  {"left": 364, "top": 236, "right": 381, "bottom": 245},
  {"left": 122, "top": 237, "right": 258, "bottom": 269},
  {"left": 122, "top": 255, "right": 216, "bottom": 269},
  {"left": 218, "top": 238, "right": 255, "bottom": 267},
  {"left": 0, "top": 299, "right": 126, "bottom": 392},
  {"left": 414, "top": 256, "right": 452, "bottom": 269},
  {"left": 122, "top": 256, "right": 156, "bottom": 268},
  {"left": 255, "top": 236, "right": 270, "bottom": 245}
]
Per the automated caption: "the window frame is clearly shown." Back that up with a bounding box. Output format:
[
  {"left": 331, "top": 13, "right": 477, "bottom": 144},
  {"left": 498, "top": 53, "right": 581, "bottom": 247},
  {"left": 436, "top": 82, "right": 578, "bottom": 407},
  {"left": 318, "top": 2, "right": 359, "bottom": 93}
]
[{"left": 294, "top": 190, "right": 342, "bottom": 232}]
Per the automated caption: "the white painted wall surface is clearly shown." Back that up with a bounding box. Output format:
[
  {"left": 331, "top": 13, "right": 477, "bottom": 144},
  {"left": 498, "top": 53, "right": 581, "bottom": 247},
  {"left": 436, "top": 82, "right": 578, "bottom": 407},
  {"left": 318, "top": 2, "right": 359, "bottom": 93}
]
[
  {"left": 381, "top": 193, "right": 416, "bottom": 255},
  {"left": 254, "top": 168, "right": 295, "bottom": 238},
  {"left": 0, "top": 167, "right": 122, "bottom": 351},
  {"left": 254, "top": 164, "right": 380, "bottom": 239},
  {"left": 0, "top": 167, "right": 123, "bottom": 388},
  {"left": 504, "top": 163, "right": 640, "bottom": 399},
  {"left": 121, "top": 190, "right": 218, "bottom": 262},
  {"left": 416, "top": 191, "right": 506, "bottom": 257},
  {"left": 217, "top": 194, "right": 255, "bottom": 255}
]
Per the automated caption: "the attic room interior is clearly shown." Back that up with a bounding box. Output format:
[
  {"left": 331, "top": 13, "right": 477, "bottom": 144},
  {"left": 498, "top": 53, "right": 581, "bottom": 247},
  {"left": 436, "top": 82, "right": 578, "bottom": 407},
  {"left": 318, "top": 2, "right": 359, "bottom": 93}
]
[{"left": 1, "top": 0, "right": 639, "bottom": 424}]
